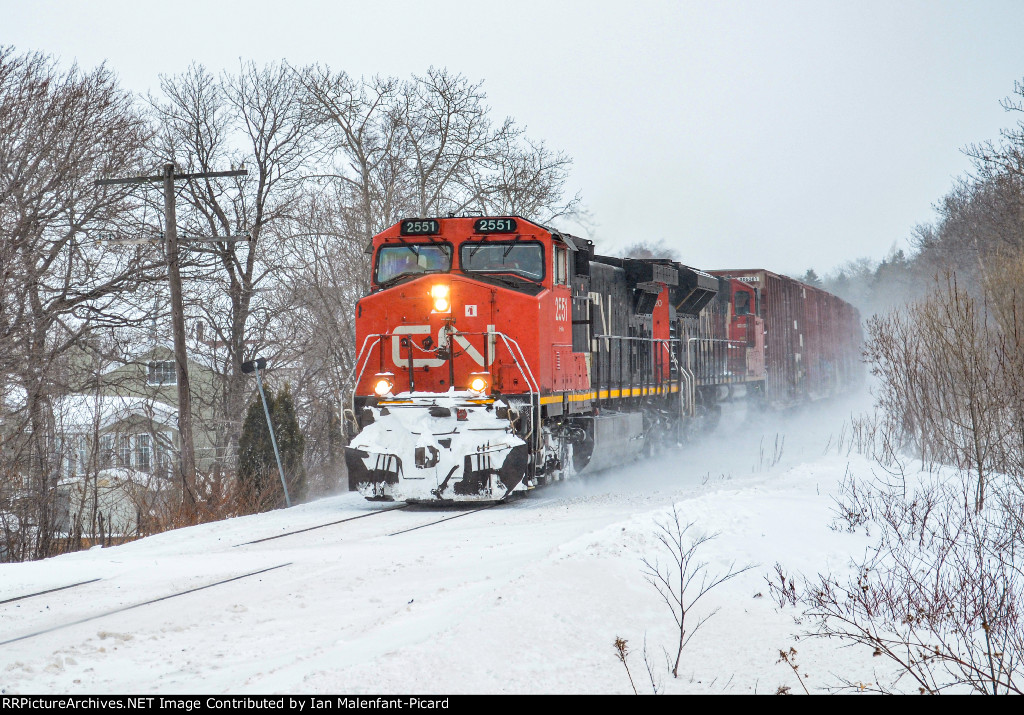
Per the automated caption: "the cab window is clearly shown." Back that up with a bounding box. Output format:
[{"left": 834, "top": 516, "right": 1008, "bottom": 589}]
[
  {"left": 460, "top": 242, "right": 544, "bottom": 281},
  {"left": 734, "top": 290, "right": 751, "bottom": 316},
  {"left": 554, "top": 246, "right": 569, "bottom": 286},
  {"left": 375, "top": 244, "right": 452, "bottom": 285}
]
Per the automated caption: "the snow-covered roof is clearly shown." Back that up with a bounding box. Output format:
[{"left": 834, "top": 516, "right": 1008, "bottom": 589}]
[
  {"left": 52, "top": 394, "right": 177, "bottom": 432},
  {"left": 99, "top": 343, "right": 225, "bottom": 377},
  {"left": 58, "top": 467, "right": 171, "bottom": 490}
]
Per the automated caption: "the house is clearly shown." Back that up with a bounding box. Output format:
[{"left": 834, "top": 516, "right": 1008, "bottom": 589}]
[
  {"left": 51, "top": 393, "right": 178, "bottom": 480},
  {"left": 2, "top": 328, "right": 246, "bottom": 553},
  {"left": 41, "top": 340, "right": 230, "bottom": 541},
  {"left": 93, "top": 343, "right": 228, "bottom": 473},
  {"left": 50, "top": 393, "right": 177, "bottom": 540}
]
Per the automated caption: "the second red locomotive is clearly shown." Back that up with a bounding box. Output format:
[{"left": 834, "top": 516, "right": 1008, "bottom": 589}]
[{"left": 345, "top": 216, "right": 861, "bottom": 502}]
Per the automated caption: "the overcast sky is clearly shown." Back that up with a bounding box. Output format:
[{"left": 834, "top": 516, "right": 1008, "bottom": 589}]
[{"left": 7, "top": 0, "right": 1024, "bottom": 275}]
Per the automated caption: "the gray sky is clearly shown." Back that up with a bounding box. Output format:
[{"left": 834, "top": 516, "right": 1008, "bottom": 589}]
[{"left": 7, "top": 0, "right": 1024, "bottom": 275}]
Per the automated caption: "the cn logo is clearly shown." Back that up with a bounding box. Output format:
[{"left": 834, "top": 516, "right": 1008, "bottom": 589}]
[{"left": 390, "top": 324, "right": 496, "bottom": 368}]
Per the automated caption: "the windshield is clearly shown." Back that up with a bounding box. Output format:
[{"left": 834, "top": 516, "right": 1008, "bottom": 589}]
[
  {"left": 735, "top": 291, "right": 751, "bottom": 316},
  {"left": 460, "top": 242, "right": 544, "bottom": 281},
  {"left": 375, "top": 244, "right": 452, "bottom": 285}
]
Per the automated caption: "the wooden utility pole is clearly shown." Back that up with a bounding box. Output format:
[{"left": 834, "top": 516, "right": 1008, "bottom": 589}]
[
  {"left": 97, "top": 163, "right": 247, "bottom": 507},
  {"left": 161, "top": 163, "right": 197, "bottom": 503}
]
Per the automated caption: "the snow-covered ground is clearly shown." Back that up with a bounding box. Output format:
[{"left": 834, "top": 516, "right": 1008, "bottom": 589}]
[{"left": 1, "top": 393, "right": 902, "bottom": 694}]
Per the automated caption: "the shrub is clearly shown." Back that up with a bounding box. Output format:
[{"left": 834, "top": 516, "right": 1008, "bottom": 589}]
[{"left": 238, "top": 382, "right": 306, "bottom": 509}]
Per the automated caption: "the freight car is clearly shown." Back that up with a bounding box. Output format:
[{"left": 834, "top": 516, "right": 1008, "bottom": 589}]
[{"left": 344, "top": 216, "right": 861, "bottom": 503}]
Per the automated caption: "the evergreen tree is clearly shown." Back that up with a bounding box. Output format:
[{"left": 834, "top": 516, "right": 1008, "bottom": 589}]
[
  {"left": 801, "top": 268, "right": 823, "bottom": 287},
  {"left": 237, "top": 382, "right": 306, "bottom": 509},
  {"left": 273, "top": 383, "right": 306, "bottom": 501}
]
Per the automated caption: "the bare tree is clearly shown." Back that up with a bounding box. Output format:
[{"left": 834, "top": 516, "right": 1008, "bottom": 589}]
[
  {"left": 401, "top": 67, "right": 509, "bottom": 217},
  {"left": 0, "top": 47, "right": 160, "bottom": 558},
  {"left": 401, "top": 68, "right": 580, "bottom": 220},
  {"left": 271, "top": 194, "right": 370, "bottom": 491},
  {"left": 149, "top": 61, "right": 314, "bottom": 470},
  {"left": 296, "top": 66, "right": 411, "bottom": 244},
  {"left": 866, "top": 274, "right": 1003, "bottom": 512},
  {"left": 804, "top": 261, "right": 1024, "bottom": 693},
  {"left": 299, "top": 64, "right": 580, "bottom": 231},
  {"left": 641, "top": 505, "right": 752, "bottom": 678},
  {"left": 468, "top": 133, "right": 580, "bottom": 221}
]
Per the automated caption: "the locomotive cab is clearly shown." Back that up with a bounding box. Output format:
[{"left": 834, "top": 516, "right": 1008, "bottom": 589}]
[{"left": 726, "top": 281, "right": 765, "bottom": 380}]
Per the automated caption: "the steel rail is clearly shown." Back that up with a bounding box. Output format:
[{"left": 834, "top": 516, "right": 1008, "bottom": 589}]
[
  {"left": 0, "top": 579, "right": 102, "bottom": 607},
  {"left": 386, "top": 502, "right": 503, "bottom": 537},
  {"left": 0, "top": 564, "right": 290, "bottom": 647},
  {"left": 233, "top": 504, "right": 410, "bottom": 547}
]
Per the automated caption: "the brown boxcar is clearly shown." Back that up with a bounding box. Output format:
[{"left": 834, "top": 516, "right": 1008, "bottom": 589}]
[{"left": 710, "top": 269, "right": 862, "bottom": 407}]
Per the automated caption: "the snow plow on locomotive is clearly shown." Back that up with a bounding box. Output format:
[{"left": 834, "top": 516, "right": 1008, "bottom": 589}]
[{"left": 344, "top": 216, "right": 862, "bottom": 503}]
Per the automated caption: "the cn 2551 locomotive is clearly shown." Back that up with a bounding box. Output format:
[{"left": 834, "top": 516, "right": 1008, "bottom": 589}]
[{"left": 344, "top": 216, "right": 862, "bottom": 503}]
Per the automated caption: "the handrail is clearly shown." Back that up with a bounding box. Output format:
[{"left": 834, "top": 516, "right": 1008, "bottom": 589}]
[
  {"left": 667, "top": 348, "right": 695, "bottom": 418},
  {"left": 350, "top": 333, "right": 386, "bottom": 410},
  {"left": 350, "top": 329, "right": 539, "bottom": 400}
]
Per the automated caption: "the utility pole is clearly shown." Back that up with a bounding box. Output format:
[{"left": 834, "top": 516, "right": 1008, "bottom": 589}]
[
  {"left": 161, "top": 164, "right": 197, "bottom": 505},
  {"left": 97, "top": 163, "right": 248, "bottom": 508}
]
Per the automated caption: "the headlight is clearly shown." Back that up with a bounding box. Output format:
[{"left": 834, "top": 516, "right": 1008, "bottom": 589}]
[
  {"left": 431, "top": 284, "right": 450, "bottom": 313},
  {"left": 468, "top": 373, "right": 490, "bottom": 394},
  {"left": 373, "top": 374, "right": 394, "bottom": 396}
]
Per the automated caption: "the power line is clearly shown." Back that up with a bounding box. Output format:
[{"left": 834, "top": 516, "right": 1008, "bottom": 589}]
[{"left": 95, "top": 163, "right": 248, "bottom": 508}]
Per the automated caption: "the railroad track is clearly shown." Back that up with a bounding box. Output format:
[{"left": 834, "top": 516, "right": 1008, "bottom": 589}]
[
  {"left": 0, "top": 563, "right": 290, "bottom": 647},
  {"left": 386, "top": 502, "right": 503, "bottom": 536},
  {"left": 233, "top": 503, "right": 410, "bottom": 547},
  {"left": 0, "top": 578, "right": 103, "bottom": 606},
  {"left": 234, "top": 498, "right": 515, "bottom": 547},
  {"left": 1, "top": 499, "right": 514, "bottom": 647}
]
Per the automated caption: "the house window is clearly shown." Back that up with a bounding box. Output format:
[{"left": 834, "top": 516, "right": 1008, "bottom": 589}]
[
  {"left": 117, "top": 435, "right": 132, "bottom": 468},
  {"left": 58, "top": 434, "right": 87, "bottom": 477},
  {"left": 135, "top": 434, "right": 151, "bottom": 472},
  {"left": 77, "top": 436, "right": 88, "bottom": 475},
  {"left": 148, "top": 361, "right": 177, "bottom": 385},
  {"left": 155, "top": 432, "right": 174, "bottom": 479},
  {"left": 100, "top": 434, "right": 114, "bottom": 469},
  {"left": 55, "top": 436, "right": 74, "bottom": 477},
  {"left": 54, "top": 487, "right": 71, "bottom": 534}
]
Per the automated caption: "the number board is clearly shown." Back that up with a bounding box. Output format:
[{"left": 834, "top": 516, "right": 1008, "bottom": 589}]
[
  {"left": 401, "top": 219, "right": 440, "bottom": 236},
  {"left": 474, "top": 218, "right": 517, "bottom": 234}
]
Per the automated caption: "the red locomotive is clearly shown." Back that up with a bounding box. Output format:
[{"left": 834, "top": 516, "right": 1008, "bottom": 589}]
[{"left": 345, "top": 216, "right": 862, "bottom": 502}]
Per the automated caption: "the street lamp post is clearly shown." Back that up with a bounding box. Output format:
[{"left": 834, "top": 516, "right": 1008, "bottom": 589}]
[{"left": 241, "top": 357, "right": 291, "bottom": 508}]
